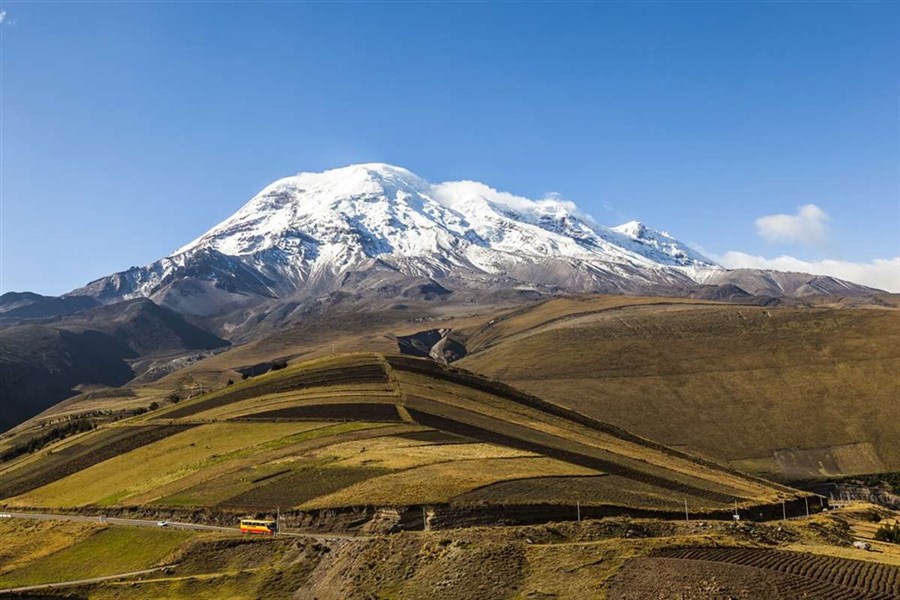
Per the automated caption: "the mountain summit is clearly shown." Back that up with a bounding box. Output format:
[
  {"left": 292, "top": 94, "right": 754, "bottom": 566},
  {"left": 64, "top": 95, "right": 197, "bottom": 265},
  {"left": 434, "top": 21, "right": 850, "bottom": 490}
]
[
  {"left": 174, "top": 163, "right": 711, "bottom": 274},
  {"left": 69, "top": 164, "right": 876, "bottom": 328}
]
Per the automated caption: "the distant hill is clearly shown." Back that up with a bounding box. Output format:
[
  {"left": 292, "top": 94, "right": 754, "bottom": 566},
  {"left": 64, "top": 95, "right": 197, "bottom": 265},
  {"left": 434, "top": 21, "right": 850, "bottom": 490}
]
[
  {"left": 0, "top": 291, "right": 100, "bottom": 324},
  {"left": 0, "top": 299, "right": 228, "bottom": 432}
]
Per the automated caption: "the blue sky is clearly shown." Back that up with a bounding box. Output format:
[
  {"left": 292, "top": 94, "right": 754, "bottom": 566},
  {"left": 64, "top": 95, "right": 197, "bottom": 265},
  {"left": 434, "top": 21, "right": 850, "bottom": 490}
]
[{"left": 1, "top": 1, "right": 898, "bottom": 293}]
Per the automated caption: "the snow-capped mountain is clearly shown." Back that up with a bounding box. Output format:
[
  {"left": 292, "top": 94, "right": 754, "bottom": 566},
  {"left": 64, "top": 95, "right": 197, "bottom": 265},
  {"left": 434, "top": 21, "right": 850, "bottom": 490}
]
[
  {"left": 69, "top": 163, "right": 877, "bottom": 327},
  {"left": 172, "top": 164, "right": 711, "bottom": 273}
]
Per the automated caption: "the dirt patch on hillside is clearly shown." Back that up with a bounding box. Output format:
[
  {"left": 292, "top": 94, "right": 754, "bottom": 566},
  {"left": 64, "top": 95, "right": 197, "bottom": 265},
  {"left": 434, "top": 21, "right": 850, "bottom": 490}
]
[{"left": 296, "top": 534, "right": 526, "bottom": 600}]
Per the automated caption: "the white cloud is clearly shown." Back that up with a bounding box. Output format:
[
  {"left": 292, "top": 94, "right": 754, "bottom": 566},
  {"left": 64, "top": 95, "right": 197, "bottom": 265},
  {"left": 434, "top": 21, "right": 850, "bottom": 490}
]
[
  {"left": 719, "top": 251, "right": 900, "bottom": 293},
  {"left": 0, "top": 11, "right": 6, "bottom": 24},
  {"left": 755, "top": 204, "right": 829, "bottom": 246},
  {"left": 432, "top": 180, "right": 583, "bottom": 216}
]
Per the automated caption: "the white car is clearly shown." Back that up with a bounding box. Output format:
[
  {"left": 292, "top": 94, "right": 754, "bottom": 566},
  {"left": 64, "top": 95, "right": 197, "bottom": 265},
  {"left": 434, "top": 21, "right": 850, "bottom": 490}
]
[{"left": 156, "top": 521, "right": 169, "bottom": 527}]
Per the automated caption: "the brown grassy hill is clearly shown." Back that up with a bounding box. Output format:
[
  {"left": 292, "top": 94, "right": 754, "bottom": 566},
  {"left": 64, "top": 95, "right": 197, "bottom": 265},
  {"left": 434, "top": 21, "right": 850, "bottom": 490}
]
[{"left": 455, "top": 296, "right": 900, "bottom": 482}]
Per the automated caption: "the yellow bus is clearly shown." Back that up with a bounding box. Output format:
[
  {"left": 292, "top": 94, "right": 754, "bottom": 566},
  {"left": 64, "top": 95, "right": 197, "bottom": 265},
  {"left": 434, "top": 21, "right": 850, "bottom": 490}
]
[{"left": 239, "top": 518, "right": 277, "bottom": 535}]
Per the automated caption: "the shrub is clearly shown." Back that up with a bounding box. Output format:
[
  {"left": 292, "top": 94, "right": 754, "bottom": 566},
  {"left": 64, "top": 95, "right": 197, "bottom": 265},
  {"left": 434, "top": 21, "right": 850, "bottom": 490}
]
[
  {"left": 874, "top": 523, "right": 900, "bottom": 544},
  {"left": 148, "top": 402, "right": 160, "bottom": 411},
  {"left": 271, "top": 360, "right": 288, "bottom": 371}
]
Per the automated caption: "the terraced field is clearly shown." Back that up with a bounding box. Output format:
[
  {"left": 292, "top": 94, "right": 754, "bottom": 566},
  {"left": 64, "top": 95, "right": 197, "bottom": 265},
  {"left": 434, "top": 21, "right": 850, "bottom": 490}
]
[
  {"left": 607, "top": 546, "right": 900, "bottom": 600},
  {"left": 0, "top": 353, "right": 810, "bottom": 523},
  {"left": 676, "top": 547, "right": 899, "bottom": 595}
]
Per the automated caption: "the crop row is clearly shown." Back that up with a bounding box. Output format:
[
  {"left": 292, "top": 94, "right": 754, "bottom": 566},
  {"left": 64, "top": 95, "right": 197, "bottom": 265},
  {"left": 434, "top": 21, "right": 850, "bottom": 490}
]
[{"left": 658, "top": 547, "right": 900, "bottom": 597}]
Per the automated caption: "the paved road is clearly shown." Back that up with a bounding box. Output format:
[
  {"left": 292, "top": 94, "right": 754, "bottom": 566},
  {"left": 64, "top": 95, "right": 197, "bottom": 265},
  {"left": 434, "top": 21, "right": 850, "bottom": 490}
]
[{"left": 0, "top": 511, "right": 370, "bottom": 542}]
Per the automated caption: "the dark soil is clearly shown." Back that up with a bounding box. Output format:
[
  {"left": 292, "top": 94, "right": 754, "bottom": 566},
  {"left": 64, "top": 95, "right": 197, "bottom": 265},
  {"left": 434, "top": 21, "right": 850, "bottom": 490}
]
[
  {"left": 217, "top": 466, "right": 392, "bottom": 510},
  {"left": 239, "top": 402, "right": 402, "bottom": 422}
]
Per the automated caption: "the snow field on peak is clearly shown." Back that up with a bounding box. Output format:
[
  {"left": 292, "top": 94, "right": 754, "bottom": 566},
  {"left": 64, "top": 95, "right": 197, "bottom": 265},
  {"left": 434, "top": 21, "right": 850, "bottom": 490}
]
[{"left": 175, "top": 164, "right": 716, "bottom": 278}]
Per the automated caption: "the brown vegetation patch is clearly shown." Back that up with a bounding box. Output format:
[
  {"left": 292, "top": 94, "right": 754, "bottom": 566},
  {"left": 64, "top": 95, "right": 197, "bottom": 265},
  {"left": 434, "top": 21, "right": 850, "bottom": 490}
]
[
  {"left": 218, "top": 465, "right": 392, "bottom": 510},
  {"left": 454, "top": 475, "right": 689, "bottom": 509}
]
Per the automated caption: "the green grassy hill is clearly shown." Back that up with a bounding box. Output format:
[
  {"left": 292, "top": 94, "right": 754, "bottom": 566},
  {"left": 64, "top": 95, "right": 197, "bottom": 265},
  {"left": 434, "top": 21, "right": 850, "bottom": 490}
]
[{"left": 0, "top": 353, "right": 803, "bottom": 522}]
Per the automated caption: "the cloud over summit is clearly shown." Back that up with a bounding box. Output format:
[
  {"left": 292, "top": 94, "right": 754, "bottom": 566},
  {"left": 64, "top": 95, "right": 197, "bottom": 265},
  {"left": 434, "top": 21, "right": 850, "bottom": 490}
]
[{"left": 756, "top": 204, "right": 830, "bottom": 247}]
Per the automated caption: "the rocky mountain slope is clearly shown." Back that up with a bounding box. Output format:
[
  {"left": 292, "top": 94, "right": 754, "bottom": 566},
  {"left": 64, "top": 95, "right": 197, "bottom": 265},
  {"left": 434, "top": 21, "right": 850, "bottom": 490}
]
[
  {"left": 0, "top": 292, "right": 100, "bottom": 325},
  {"left": 0, "top": 299, "right": 228, "bottom": 431}
]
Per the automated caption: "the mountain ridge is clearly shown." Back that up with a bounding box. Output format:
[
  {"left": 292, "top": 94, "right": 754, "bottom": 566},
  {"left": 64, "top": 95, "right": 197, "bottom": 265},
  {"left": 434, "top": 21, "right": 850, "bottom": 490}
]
[{"left": 62, "top": 164, "right": 877, "bottom": 329}]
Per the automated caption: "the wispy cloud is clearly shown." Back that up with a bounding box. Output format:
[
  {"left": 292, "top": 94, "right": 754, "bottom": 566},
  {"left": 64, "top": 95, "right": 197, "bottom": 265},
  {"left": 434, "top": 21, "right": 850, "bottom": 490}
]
[
  {"left": 719, "top": 251, "right": 900, "bottom": 293},
  {"left": 755, "top": 204, "right": 829, "bottom": 247},
  {"left": 0, "top": 11, "right": 7, "bottom": 24}
]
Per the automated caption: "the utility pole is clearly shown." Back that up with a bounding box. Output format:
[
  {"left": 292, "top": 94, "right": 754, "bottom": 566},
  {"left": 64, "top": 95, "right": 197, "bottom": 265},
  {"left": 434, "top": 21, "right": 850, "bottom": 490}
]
[
  {"left": 422, "top": 506, "right": 427, "bottom": 531},
  {"left": 577, "top": 501, "right": 581, "bottom": 523},
  {"left": 804, "top": 497, "right": 809, "bottom": 518},
  {"left": 684, "top": 499, "right": 689, "bottom": 522},
  {"left": 276, "top": 506, "right": 280, "bottom": 535},
  {"left": 782, "top": 500, "right": 786, "bottom": 521}
]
